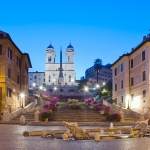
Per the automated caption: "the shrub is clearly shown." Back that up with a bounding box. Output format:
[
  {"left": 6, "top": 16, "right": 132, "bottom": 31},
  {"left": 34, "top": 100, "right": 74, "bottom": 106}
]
[
  {"left": 40, "top": 112, "right": 53, "bottom": 121},
  {"left": 106, "top": 113, "right": 121, "bottom": 122},
  {"left": 69, "top": 103, "right": 81, "bottom": 109}
]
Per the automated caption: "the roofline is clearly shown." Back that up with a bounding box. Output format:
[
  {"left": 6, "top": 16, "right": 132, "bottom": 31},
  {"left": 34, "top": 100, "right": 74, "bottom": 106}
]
[
  {"left": 112, "top": 53, "right": 129, "bottom": 66},
  {"left": 0, "top": 31, "right": 32, "bottom": 68},
  {"left": 29, "top": 71, "right": 45, "bottom": 73},
  {"left": 23, "top": 53, "right": 32, "bottom": 68},
  {"left": 112, "top": 36, "right": 150, "bottom": 66},
  {"left": 0, "top": 31, "right": 23, "bottom": 54}
]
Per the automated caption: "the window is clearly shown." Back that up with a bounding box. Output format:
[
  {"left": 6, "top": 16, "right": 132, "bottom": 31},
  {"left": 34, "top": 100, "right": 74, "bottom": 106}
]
[
  {"left": 143, "top": 90, "right": 146, "bottom": 97},
  {"left": 69, "top": 75, "right": 71, "bottom": 82},
  {"left": 131, "top": 77, "right": 134, "bottom": 86},
  {"left": 114, "top": 68, "right": 117, "bottom": 76},
  {"left": 7, "top": 88, "right": 12, "bottom": 97},
  {"left": 142, "top": 51, "right": 145, "bottom": 61},
  {"left": 131, "top": 94, "right": 134, "bottom": 100},
  {"left": 8, "top": 48, "right": 12, "bottom": 60},
  {"left": 16, "top": 56, "right": 19, "bottom": 66},
  {"left": 34, "top": 75, "right": 37, "bottom": 80},
  {"left": 121, "top": 96, "right": 124, "bottom": 103},
  {"left": 49, "top": 75, "right": 51, "bottom": 82},
  {"left": 121, "top": 80, "right": 123, "bottom": 89},
  {"left": 143, "top": 71, "right": 146, "bottom": 81},
  {"left": 115, "top": 84, "right": 117, "bottom": 91},
  {"left": 48, "top": 56, "right": 51, "bottom": 62},
  {"left": 0, "top": 45, "right": 2, "bottom": 55},
  {"left": 60, "top": 89, "right": 63, "bottom": 92},
  {"left": 49, "top": 89, "right": 53, "bottom": 92},
  {"left": 8, "top": 68, "right": 11, "bottom": 78},
  {"left": 121, "top": 64, "right": 123, "bottom": 72},
  {"left": 130, "top": 59, "right": 133, "bottom": 68}
]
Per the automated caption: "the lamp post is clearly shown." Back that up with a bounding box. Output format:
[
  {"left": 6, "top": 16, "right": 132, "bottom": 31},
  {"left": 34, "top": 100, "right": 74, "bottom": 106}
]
[
  {"left": 19, "top": 92, "right": 25, "bottom": 108},
  {"left": 32, "top": 82, "right": 36, "bottom": 88},
  {"left": 84, "top": 86, "right": 89, "bottom": 92}
]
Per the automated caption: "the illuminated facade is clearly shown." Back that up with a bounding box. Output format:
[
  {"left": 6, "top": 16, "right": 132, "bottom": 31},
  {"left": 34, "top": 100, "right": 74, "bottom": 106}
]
[
  {"left": 29, "top": 71, "right": 45, "bottom": 89},
  {"left": 45, "top": 44, "right": 76, "bottom": 86},
  {"left": 112, "top": 33, "right": 150, "bottom": 113},
  {"left": 0, "top": 31, "right": 32, "bottom": 114}
]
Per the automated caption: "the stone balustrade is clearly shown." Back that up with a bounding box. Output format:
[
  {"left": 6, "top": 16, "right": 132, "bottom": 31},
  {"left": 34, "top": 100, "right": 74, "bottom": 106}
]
[{"left": 2, "top": 99, "right": 37, "bottom": 122}]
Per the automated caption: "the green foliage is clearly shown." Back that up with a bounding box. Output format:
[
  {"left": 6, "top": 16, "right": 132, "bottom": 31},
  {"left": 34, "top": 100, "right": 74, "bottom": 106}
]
[
  {"left": 40, "top": 111, "right": 53, "bottom": 121},
  {"left": 23, "top": 131, "right": 29, "bottom": 137},
  {"left": 97, "top": 80, "right": 112, "bottom": 97},
  {"left": 106, "top": 113, "right": 121, "bottom": 122},
  {"left": 78, "top": 79, "right": 88, "bottom": 90},
  {"left": 58, "top": 99, "right": 86, "bottom": 110}
]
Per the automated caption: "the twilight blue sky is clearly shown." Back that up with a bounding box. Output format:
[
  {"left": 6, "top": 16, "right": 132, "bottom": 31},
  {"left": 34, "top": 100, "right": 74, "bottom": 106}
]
[{"left": 1, "top": 0, "right": 150, "bottom": 79}]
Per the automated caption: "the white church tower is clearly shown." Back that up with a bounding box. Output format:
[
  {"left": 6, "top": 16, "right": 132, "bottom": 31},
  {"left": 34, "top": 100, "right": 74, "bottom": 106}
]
[
  {"left": 45, "top": 43, "right": 76, "bottom": 86},
  {"left": 66, "top": 43, "right": 74, "bottom": 63},
  {"left": 45, "top": 44, "right": 56, "bottom": 63}
]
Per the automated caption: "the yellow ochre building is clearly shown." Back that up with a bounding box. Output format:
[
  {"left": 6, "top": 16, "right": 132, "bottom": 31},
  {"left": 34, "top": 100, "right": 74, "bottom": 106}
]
[{"left": 0, "top": 31, "right": 32, "bottom": 115}]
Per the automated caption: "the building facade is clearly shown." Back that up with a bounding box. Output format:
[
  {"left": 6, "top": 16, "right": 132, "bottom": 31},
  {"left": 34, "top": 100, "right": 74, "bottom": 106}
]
[
  {"left": 0, "top": 31, "right": 32, "bottom": 114},
  {"left": 112, "top": 34, "right": 150, "bottom": 113},
  {"left": 45, "top": 44, "right": 76, "bottom": 86},
  {"left": 85, "top": 63, "right": 112, "bottom": 86},
  {"left": 29, "top": 71, "right": 45, "bottom": 89}
]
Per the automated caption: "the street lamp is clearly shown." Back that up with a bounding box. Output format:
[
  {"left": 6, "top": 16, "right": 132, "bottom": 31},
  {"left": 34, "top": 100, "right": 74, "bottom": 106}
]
[
  {"left": 20, "top": 92, "right": 25, "bottom": 98},
  {"left": 95, "top": 84, "right": 100, "bottom": 89},
  {"left": 32, "top": 82, "right": 36, "bottom": 88},
  {"left": 19, "top": 92, "right": 25, "bottom": 108},
  {"left": 39, "top": 85, "right": 43, "bottom": 90},
  {"left": 84, "top": 86, "right": 89, "bottom": 92},
  {"left": 53, "top": 86, "right": 57, "bottom": 91},
  {"left": 102, "top": 82, "right": 106, "bottom": 86}
]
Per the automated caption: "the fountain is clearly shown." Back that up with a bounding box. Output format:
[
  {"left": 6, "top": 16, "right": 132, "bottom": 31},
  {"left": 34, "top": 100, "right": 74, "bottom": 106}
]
[{"left": 23, "top": 120, "right": 150, "bottom": 141}]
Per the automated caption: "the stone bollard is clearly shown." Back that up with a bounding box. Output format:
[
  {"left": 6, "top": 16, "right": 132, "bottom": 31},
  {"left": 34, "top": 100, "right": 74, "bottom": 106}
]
[
  {"left": 20, "top": 115, "right": 26, "bottom": 125},
  {"left": 34, "top": 110, "right": 40, "bottom": 122}
]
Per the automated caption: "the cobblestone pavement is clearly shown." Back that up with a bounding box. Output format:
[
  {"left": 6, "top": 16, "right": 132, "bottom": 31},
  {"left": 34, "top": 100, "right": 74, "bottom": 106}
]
[{"left": 0, "top": 124, "right": 150, "bottom": 150}]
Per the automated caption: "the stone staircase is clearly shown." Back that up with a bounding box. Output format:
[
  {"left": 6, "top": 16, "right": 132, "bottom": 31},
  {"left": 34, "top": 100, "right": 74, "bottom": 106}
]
[
  {"left": 52, "top": 109, "right": 105, "bottom": 122},
  {"left": 12, "top": 112, "right": 35, "bottom": 123}
]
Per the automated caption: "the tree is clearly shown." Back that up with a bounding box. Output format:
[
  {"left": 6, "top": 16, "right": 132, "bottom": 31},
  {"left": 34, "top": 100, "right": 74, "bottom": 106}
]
[
  {"left": 78, "top": 78, "right": 88, "bottom": 90},
  {"left": 94, "top": 59, "right": 102, "bottom": 83},
  {"left": 96, "top": 80, "right": 112, "bottom": 102}
]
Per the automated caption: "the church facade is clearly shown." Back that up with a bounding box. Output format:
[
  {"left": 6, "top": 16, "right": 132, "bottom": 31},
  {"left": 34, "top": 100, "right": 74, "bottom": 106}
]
[{"left": 45, "top": 43, "right": 76, "bottom": 86}]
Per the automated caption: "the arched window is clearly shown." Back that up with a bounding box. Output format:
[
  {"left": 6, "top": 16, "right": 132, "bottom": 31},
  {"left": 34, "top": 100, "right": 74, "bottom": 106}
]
[
  {"left": 48, "top": 56, "right": 51, "bottom": 62},
  {"left": 49, "top": 75, "right": 51, "bottom": 82},
  {"left": 69, "top": 75, "right": 71, "bottom": 82},
  {"left": 68, "top": 56, "right": 70, "bottom": 62}
]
